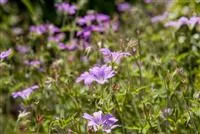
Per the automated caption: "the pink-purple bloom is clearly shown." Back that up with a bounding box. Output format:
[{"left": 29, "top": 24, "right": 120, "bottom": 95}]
[
  {"left": 30, "top": 24, "right": 60, "bottom": 35},
  {"left": 76, "top": 65, "right": 115, "bottom": 85},
  {"left": 83, "top": 111, "right": 118, "bottom": 133},
  {"left": 76, "top": 13, "right": 119, "bottom": 48},
  {"left": 0, "top": 49, "right": 12, "bottom": 60},
  {"left": 55, "top": 2, "right": 77, "bottom": 15},
  {"left": 48, "top": 33, "right": 65, "bottom": 43},
  {"left": 76, "top": 14, "right": 96, "bottom": 26},
  {"left": 144, "top": 0, "right": 153, "bottom": 3},
  {"left": 100, "top": 48, "right": 130, "bottom": 64},
  {"left": 96, "top": 13, "right": 110, "bottom": 23},
  {"left": 58, "top": 40, "right": 77, "bottom": 51},
  {"left": 16, "top": 45, "right": 30, "bottom": 54},
  {"left": 76, "top": 13, "right": 110, "bottom": 26},
  {"left": 151, "top": 12, "right": 168, "bottom": 23},
  {"left": 79, "top": 39, "right": 90, "bottom": 49},
  {"left": 12, "top": 85, "right": 39, "bottom": 99},
  {"left": 188, "top": 16, "right": 200, "bottom": 26},
  {"left": 165, "top": 16, "right": 200, "bottom": 28},
  {"left": 92, "top": 20, "right": 119, "bottom": 32},
  {"left": 46, "top": 24, "right": 60, "bottom": 34},
  {"left": 117, "top": 2, "right": 131, "bottom": 12},
  {"left": 77, "top": 26, "right": 93, "bottom": 40},
  {"left": 92, "top": 25, "right": 106, "bottom": 32},
  {"left": 76, "top": 13, "right": 117, "bottom": 43},
  {"left": 30, "top": 24, "right": 47, "bottom": 35},
  {"left": 0, "top": 0, "right": 7, "bottom": 5},
  {"left": 111, "top": 21, "right": 120, "bottom": 31},
  {"left": 24, "top": 60, "right": 41, "bottom": 68}
]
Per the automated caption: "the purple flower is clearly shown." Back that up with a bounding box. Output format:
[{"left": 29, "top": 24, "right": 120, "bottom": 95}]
[
  {"left": 30, "top": 25, "right": 47, "bottom": 35},
  {"left": 76, "top": 65, "right": 115, "bottom": 85},
  {"left": 101, "top": 20, "right": 120, "bottom": 32},
  {"left": 77, "top": 26, "right": 93, "bottom": 40},
  {"left": 76, "top": 13, "right": 117, "bottom": 43},
  {"left": 80, "top": 56, "right": 89, "bottom": 64},
  {"left": 65, "top": 40, "right": 78, "bottom": 51},
  {"left": 12, "top": 85, "right": 39, "bottom": 99},
  {"left": 58, "top": 43, "right": 67, "bottom": 50},
  {"left": 100, "top": 48, "right": 130, "bottom": 64},
  {"left": 144, "top": 0, "right": 153, "bottom": 3},
  {"left": 165, "top": 21, "right": 181, "bottom": 28},
  {"left": 58, "top": 40, "right": 77, "bottom": 51},
  {"left": 55, "top": 2, "right": 77, "bottom": 15},
  {"left": 83, "top": 111, "right": 118, "bottom": 133},
  {"left": 76, "top": 17, "right": 88, "bottom": 26},
  {"left": 92, "top": 25, "right": 106, "bottom": 32},
  {"left": 76, "top": 14, "right": 96, "bottom": 26},
  {"left": 24, "top": 60, "right": 41, "bottom": 68},
  {"left": 79, "top": 39, "right": 90, "bottom": 49},
  {"left": 46, "top": 24, "right": 60, "bottom": 34},
  {"left": 165, "top": 16, "right": 200, "bottom": 28},
  {"left": 151, "top": 12, "right": 168, "bottom": 23},
  {"left": 96, "top": 13, "right": 110, "bottom": 23},
  {"left": 117, "top": 2, "right": 131, "bottom": 12},
  {"left": 111, "top": 21, "right": 120, "bottom": 31},
  {"left": 16, "top": 45, "right": 30, "bottom": 54},
  {"left": 76, "top": 72, "right": 93, "bottom": 85},
  {"left": 188, "top": 16, "right": 200, "bottom": 26},
  {"left": 0, "top": 49, "right": 12, "bottom": 60},
  {"left": 164, "top": 17, "right": 187, "bottom": 28},
  {"left": 48, "top": 33, "right": 65, "bottom": 43},
  {"left": 30, "top": 24, "right": 60, "bottom": 35},
  {"left": 92, "top": 20, "right": 120, "bottom": 32},
  {"left": 178, "top": 17, "right": 189, "bottom": 25},
  {"left": 77, "top": 13, "right": 109, "bottom": 26},
  {"left": 0, "top": 0, "right": 7, "bottom": 5}
]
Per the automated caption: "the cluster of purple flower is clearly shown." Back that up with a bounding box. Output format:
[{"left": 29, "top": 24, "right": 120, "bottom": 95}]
[
  {"left": 28, "top": 2, "right": 132, "bottom": 51},
  {"left": 30, "top": 24, "right": 60, "bottom": 35},
  {"left": 30, "top": 23, "right": 77, "bottom": 50},
  {"left": 55, "top": 2, "right": 77, "bottom": 15},
  {"left": 8, "top": 2, "right": 133, "bottom": 132},
  {"left": 58, "top": 39, "right": 77, "bottom": 51},
  {"left": 83, "top": 111, "right": 118, "bottom": 133},
  {"left": 74, "top": 4, "right": 131, "bottom": 86},
  {"left": 76, "top": 12, "right": 119, "bottom": 48},
  {"left": 48, "top": 33, "right": 65, "bottom": 43},
  {"left": 0, "top": 49, "right": 12, "bottom": 60},
  {"left": 165, "top": 16, "right": 200, "bottom": 28},
  {"left": 76, "top": 48, "right": 130, "bottom": 85}
]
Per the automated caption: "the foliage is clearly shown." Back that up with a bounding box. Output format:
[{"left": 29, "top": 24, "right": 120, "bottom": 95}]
[{"left": 0, "top": 0, "right": 200, "bottom": 133}]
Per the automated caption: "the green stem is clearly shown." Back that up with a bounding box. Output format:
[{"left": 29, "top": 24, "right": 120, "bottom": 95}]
[
  {"left": 143, "top": 103, "right": 153, "bottom": 129},
  {"left": 131, "top": 95, "right": 143, "bottom": 126},
  {"left": 70, "top": 14, "right": 78, "bottom": 40},
  {"left": 183, "top": 94, "right": 199, "bottom": 133},
  {"left": 112, "top": 93, "right": 126, "bottom": 134},
  {"left": 108, "top": 80, "right": 126, "bottom": 134},
  {"left": 136, "top": 32, "right": 142, "bottom": 86},
  {"left": 62, "top": 15, "right": 67, "bottom": 27}
]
